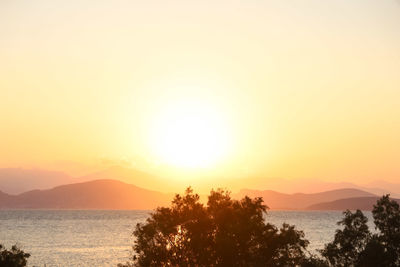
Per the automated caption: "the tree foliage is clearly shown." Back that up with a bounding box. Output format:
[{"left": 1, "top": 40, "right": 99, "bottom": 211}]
[
  {"left": 0, "top": 244, "right": 30, "bottom": 267},
  {"left": 320, "top": 210, "right": 370, "bottom": 267},
  {"left": 126, "top": 187, "right": 310, "bottom": 267},
  {"left": 371, "top": 195, "right": 400, "bottom": 266},
  {"left": 321, "top": 195, "right": 400, "bottom": 267}
]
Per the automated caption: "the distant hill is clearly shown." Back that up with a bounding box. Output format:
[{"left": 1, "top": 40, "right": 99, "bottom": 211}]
[
  {"left": 0, "top": 190, "right": 12, "bottom": 203},
  {"left": 306, "top": 196, "right": 400, "bottom": 211},
  {"left": 364, "top": 180, "right": 400, "bottom": 198},
  {"left": 2, "top": 167, "right": 400, "bottom": 200},
  {"left": 0, "top": 166, "right": 171, "bottom": 195},
  {"left": 0, "top": 168, "right": 75, "bottom": 194},
  {"left": 243, "top": 177, "right": 400, "bottom": 198},
  {"left": 0, "top": 179, "right": 173, "bottom": 210},
  {"left": 235, "top": 188, "right": 376, "bottom": 210},
  {"left": 78, "top": 166, "right": 174, "bottom": 193},
  {"left": 0, "top": 178, "right": 392, "bottom": 210}
]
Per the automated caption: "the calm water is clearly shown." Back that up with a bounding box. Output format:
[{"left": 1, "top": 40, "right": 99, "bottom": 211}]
[{"left": 0, "top": 210, "right": 374, "bottom": 267}]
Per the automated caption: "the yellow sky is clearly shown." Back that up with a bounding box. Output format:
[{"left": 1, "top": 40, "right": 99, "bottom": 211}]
[{"left": 1, "top": 0, "right": 400, "bottom": 186}]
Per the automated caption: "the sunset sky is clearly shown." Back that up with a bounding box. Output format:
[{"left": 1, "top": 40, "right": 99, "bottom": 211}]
[{"left": 1, "top": 0, "right": 400, "bottom": 188}]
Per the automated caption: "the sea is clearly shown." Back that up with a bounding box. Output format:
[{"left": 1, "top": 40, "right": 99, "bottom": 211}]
[{"left": 0, "top": 210, "right": 374, "bottom": 267}]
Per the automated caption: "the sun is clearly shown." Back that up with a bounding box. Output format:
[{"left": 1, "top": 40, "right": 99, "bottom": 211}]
[{"left": 149, "top": 100, "right": 231, "bottom": 169}]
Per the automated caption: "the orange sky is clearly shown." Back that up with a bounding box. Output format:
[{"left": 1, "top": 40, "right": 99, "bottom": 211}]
[{"left": 1, "top": 0, "right": 400, "bottom": 188}]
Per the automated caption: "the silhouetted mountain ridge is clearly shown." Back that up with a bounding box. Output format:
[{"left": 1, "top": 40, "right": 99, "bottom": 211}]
[
  {"left": 0, "top": 166, "right": 173, "bottom": 195},
  {"left": 235, "top": 188, "right": 376, "bottom": 209},
  {"left": 0, "top": 180, "right": 382, "bottom": 210},
  {"left": 0, "top": 190, "right": 12, "bottom": 203},
  {"left": 1, "top": 167, "right": 400, "bottom": 199},
  {"left": 307, "top": 196, "right": 400, "bottom": 211},
  {"left": 0, "top": 179, "right": 173, "bottom": 209},
  {"left": 0, "top": 168, "right": 75, "bottom": 194}
]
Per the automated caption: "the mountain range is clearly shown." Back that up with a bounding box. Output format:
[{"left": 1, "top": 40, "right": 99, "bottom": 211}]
[
  {"left": 0, "top": 166, "right": 174, "bottom": 195},
  {"left": 2, "top": 167, "right": 400, "bottom": 198},
  {"left": 0, "top": 179, "right": 172, "bottom": 209},
  {"left": 1, "top": 178, "right": 398, "bottom": 210},
  {"left": 307, "top": 196, "right": 400, "bottom": 210},
  {"left": 234, "top": 188, "right": 376, "bottom": 210},
  {"left": 0, "top": 168, "right": 76, "bottom": 195}
]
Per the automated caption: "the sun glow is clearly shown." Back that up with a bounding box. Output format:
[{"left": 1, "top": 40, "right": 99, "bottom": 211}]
[{"left": 149, "top": 100, "right": 231, "bottom": 169}]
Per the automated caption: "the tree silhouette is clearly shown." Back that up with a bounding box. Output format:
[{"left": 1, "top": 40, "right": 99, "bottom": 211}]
[
  {"left": 122, "top": 187, "right": 311, "bottom": 267},
  {"left": 371, "top": 195, "right": 400, "bottom": 266},
  {"left": 0, "top": 244, "right": 30, "bottom": 267},
  {"left": 320, "top": 210, "right": 370, "bottom": 267},
  {"left": 321, "top": 195, "right": 400, "bottom": 267}
]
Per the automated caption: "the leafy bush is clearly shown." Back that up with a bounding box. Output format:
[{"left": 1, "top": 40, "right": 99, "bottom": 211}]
[
  {"left": 122, "top": 188, "right": 311, "bottom": 267},
  {"left": 0, "top": 244, "right": 30, "bottom": 267},
  {"left": 321, "top": 195, "right": 400, "bottom": 267}
]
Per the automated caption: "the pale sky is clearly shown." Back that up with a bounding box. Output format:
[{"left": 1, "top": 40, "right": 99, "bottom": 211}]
[{"left": 1, "top": 0, "right": 400, "bottom": 186}]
